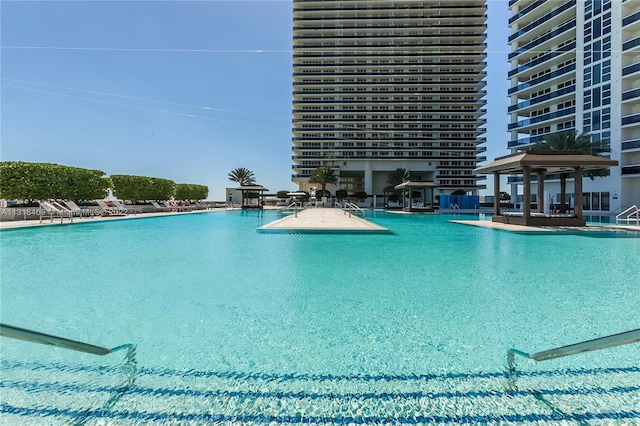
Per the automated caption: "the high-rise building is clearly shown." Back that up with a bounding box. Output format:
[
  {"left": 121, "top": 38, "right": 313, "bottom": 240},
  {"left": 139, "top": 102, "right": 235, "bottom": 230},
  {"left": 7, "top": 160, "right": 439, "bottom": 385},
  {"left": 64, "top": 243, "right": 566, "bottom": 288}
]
[
  {"left": 507, "top": 0, "right": 640, "bottom": 213},
  {"left": 291, "top": 0, "right": 489, "bottom": 200}
]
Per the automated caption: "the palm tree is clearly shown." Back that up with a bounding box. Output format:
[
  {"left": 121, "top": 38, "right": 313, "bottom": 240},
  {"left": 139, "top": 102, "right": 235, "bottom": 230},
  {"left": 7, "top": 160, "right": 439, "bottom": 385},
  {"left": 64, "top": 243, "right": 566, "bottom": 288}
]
[
  {"left": 386, "top": 168, "right": 410, "bottom": 204},
  {"left": 228, "top": 167, "right": 256, "bottom": 206},
  {"left": 228, "top": 167, "right": 256, "bottom": 186},
  {"left": 308, "top": 166, "right": 337, "bottom": 197},
  {"left": 532, "top": 130, "right": 609, "bottom": 212},
  {"left": 386, "top": 168, "right": 410, "bottom": 187}
]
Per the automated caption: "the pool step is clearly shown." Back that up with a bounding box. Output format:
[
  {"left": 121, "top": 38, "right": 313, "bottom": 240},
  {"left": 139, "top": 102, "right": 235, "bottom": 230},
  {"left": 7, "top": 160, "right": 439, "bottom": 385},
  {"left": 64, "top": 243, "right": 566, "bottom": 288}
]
[{"left": 1, "top": 359, "right": 639, "bottom": 424}]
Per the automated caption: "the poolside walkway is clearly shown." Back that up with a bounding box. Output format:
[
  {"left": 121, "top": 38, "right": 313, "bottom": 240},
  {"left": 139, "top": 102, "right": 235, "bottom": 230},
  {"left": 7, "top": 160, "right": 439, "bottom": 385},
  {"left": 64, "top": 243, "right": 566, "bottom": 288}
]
[
  {"left": 258, "top": 207, "right": 390, "bottom": 233},
  {"left": 449, "top": 219, "right": 640, "bottom": 234},
  {"left": 0, "top": 209, "right": 225, "bottom": 230}
]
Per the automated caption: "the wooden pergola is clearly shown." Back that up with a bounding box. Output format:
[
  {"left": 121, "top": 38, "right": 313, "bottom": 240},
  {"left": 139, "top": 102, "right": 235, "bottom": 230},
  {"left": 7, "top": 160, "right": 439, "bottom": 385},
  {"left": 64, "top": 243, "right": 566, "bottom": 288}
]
[
  {"left": 236, "top": 185, "right": 269, "bottom": 209},
  {"left": 474, "top": 151, "right": 618, "bottom": 226},
  {"left": 394, "top": 181, "right": 439, "bottom": 212}
]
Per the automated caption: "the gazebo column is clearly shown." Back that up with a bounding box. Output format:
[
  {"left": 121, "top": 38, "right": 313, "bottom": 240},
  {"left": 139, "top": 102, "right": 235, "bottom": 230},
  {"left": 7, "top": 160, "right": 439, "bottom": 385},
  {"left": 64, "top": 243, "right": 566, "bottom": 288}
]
[
  {"left": 574, "top": 166, "right": 583, "bottom": 218},
  {"left": 523, "top": 166, "right": 531, "bottom": 221},
  {"left": 537, "top": 170, "right": 545, "bottom": 213},
  {"left": 493, "top": 172, "right": 501, "bottom": 216}
]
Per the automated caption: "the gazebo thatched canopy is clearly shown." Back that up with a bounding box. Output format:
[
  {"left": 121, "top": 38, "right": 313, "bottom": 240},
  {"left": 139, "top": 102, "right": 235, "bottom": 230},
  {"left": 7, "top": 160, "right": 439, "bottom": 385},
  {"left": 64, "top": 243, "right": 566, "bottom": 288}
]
[{"left": 473, "top": 151, "right": 618, "bottom": 226}]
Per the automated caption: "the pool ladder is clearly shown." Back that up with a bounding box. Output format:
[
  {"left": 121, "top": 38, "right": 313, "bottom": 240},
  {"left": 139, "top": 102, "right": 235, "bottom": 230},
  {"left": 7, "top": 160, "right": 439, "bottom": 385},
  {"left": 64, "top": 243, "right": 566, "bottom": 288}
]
[
  {"left": 507, "top": 328, "right": 640, "bottom": 386},
  {"left": 0, "top": 323, "right": 134, "bottom": 355}
]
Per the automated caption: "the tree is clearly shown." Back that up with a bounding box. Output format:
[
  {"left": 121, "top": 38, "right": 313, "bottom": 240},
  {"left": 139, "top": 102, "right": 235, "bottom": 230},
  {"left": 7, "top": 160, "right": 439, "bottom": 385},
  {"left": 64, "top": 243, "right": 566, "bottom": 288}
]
[
  {"left": 386, "top": 168, "right": 410, "bottom": 187},
  {"left": 228, "top": 167, "right": 256, "bottom": 186},
  {"left": 532, "top": 131, "right": 609, "bottom": 212},
  {"left": 308, "top": 166, "right": 337, "bottom": 196}
]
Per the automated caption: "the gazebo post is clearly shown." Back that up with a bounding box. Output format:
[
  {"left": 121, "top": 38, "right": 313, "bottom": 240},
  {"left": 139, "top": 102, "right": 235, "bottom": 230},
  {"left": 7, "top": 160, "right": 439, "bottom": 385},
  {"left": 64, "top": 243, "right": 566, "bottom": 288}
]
[
  {"left": 523, "top": 166, "right": 531, "bottom": 222},
  {"left": 493, "top": 172, "right": 501, "bottom": 216},
  {"left": 574, "top": 166, "right": 583, "bottom": 219},
  {"left": 537, "top": 170, "right": 545, "bottom": 213}
]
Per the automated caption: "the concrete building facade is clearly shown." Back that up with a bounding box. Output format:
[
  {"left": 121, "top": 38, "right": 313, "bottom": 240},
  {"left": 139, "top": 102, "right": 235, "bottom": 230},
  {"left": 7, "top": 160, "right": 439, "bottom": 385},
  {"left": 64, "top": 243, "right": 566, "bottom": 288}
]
[
  {"left": 508, "top": 0, "right": 640, "bottom": 214},
  {"left": 291, "top": 0, "right": 489, "bottom": 198}
]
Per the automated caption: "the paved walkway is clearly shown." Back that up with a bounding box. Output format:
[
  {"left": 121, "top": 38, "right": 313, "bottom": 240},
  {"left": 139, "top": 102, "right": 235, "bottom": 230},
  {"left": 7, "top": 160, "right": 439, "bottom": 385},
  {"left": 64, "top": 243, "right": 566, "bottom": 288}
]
[
  {"left": 0, "top": 209, "right": 222, "bottom": 230},
  {"left": 258, "top": 208, "right": 389, "bottom": 233},
  {"left": 449, "top": 219, "right": 640, "bottom": 234}
]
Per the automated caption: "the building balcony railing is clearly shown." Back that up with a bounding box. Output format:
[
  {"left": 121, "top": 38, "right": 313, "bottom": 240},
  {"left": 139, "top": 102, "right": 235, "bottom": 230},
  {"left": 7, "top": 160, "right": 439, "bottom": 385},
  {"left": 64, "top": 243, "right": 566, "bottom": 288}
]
[
  {"left": 622, "top": 62, "right": 640, "bottom": 76},
  {"left": 623, "top": 36, "right": 640, "bottom": 51},
  {"left": 621, "top": 113, "right": 640, "bottom": 126},
  {"left": 508, "top": 0, "right": 576, "bottom": 42},
  {"left": 508, "top": 20, "right": 576, "bottom": 60},
  {"left": 508, "top": 106, "right": 575, "bottom": 130},
  {"left": 622, "top": 139, "right": 640, "bottom": 151},
  {"left": 293, "top": 89, "right": 487, "bottom": 96},
  {"left": 623, "top": 10, "right": 640, "bottom": 27},
  {"left": 509, "top": 0, "right": 548, "bottom": 24},
  {"left": 292, "top": 52, "right": 488, "bottom": 59},
  {"left": 507, "top": 42, "right": 575, "bottom": 77},
  {"left": 622, "top": 87, "right": 640, "bottom": 101},
  {"left": 507, "top": 135, "right": 545, "bottom": 148},
  {"left": 508, "top": 64, "right": 576, "bottom": 95},
  {"left": 621, "top": 165, "right": 640, "bottom": 175},
  {"left": 508, "top": 85, "right": 575, "bottom": 112}
]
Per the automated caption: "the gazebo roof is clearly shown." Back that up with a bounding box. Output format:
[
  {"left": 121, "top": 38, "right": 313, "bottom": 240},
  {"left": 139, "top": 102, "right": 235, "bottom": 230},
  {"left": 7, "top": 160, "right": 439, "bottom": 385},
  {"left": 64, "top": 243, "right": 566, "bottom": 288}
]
[
  {"left": 394, "top": 181, "right": 439, "bottom": 190},
  {"left": 236, "top": 185, "right": 269, "bottom": 191},
  {"left": 473, "top": 151, "right": 618, "bottom": 175}
]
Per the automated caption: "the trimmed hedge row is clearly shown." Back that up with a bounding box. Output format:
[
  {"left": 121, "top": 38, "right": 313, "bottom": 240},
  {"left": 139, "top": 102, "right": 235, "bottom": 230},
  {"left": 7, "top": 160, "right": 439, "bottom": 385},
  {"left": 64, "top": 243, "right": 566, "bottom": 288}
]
[
  {"left": 0, "top": 162, "right": 209, "bottom": 202},
  {"left": 0, "top": 161, "right": 109, "bottom": 201}
]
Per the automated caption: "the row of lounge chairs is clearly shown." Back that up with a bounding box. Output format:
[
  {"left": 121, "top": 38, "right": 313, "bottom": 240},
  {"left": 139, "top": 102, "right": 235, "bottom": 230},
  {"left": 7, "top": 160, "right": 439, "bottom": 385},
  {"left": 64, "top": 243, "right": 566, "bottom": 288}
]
[{"left": 37, "top": 199, "right": 229, "bottom": 219}]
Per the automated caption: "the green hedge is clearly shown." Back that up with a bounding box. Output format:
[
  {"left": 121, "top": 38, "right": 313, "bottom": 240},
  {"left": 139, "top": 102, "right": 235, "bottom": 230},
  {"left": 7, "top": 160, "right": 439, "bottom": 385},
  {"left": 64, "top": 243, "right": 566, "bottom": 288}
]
[
  {"left": 110, "top": 175, "right": 175, "bottom": 201},
  {"left": 174, "top": 183, "right": 209, "bottom": 201},
  {"left": 0, "top": 161, "right": 108, "bottom": 201}
]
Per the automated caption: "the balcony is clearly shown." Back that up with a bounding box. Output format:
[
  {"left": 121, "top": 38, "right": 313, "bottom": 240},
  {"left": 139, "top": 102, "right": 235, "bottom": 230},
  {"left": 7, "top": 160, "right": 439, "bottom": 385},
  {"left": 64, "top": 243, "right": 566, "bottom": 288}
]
[
  {"left": 621, "top": 139, "right": 640, "bottom": 151},
  {"left": 508, "top": 106, "right": 576, "bottom": 130},
  {"left": 508, "top": 64, "right": 576, "bottom": 95}
]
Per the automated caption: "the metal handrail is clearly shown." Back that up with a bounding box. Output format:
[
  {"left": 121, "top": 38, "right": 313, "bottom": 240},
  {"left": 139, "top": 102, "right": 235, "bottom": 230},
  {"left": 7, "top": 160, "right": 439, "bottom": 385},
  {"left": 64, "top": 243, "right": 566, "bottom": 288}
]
[
  {"left": 343, "top": 202, "right": 366, "bottom": 218},
  {"left": 616, "top": 205, "right": 639, "bottom": 225},
  {"left": 0, "top": 323, "right": 133, "bottom": 356}
]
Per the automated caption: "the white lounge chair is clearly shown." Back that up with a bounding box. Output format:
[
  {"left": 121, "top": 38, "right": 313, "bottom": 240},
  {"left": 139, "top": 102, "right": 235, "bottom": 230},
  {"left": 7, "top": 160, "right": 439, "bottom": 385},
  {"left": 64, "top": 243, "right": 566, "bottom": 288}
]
[
  {"left": 150, "top": 201, "right": 171, "bottom": 212},
  {"left": 95, "top": 200, "right": 126, "bottom": 216},
  {"left": 112, "top": 200, "right": 142, "bottom": 215},
  {"left": 62, "top": 200, "right": 94, "bottom": 217}
]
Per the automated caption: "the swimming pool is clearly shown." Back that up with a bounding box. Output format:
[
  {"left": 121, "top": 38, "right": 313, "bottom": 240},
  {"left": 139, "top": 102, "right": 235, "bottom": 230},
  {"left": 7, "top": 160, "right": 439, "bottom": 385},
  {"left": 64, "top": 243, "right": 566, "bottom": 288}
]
[{"left": 1, "top": 210, "right": 639, "bottom": 424}]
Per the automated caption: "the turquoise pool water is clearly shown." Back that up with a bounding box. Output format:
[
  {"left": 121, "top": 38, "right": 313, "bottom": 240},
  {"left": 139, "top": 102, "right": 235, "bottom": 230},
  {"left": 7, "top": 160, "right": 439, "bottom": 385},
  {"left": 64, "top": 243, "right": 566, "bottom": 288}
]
[{"left": 1, "top": 210, "right": 639, "bottom": 424}]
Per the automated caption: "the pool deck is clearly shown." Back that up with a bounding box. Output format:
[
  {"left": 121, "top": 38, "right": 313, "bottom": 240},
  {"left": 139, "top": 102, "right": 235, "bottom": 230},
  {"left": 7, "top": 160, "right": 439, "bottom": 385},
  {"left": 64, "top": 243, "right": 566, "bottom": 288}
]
[
  {"left": 449, "top": 219, "right": 640, "bottom": 234},
  {"left": 258, "top": 207, "right": 390, "bottom": 233},
  {"left": 0, "top": 208, "right": 223, "bottom": 230}
]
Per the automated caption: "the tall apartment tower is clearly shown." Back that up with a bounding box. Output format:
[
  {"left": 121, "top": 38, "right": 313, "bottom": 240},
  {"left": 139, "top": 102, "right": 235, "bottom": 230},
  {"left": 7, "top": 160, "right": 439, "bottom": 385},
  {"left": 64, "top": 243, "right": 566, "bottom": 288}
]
[
  {"left": 508, "top": 0, "right": 640, "bottom": 213},
  {"left": 291, "top": 0, "right": 489, "bottom": 199}
]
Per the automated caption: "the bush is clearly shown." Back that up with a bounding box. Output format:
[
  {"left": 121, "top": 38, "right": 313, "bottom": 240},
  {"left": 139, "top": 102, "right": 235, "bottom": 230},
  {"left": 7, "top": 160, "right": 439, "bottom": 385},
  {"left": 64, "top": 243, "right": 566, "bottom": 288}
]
[
  {"left": 174, "top": 183, "right": 209, "bottom": 201},
  {"left": 110, "top": 175, "right": 175, "bottom": 201},
  {"left": 354, "top": 191, "right": 368, "bottom": 201},
  {"left": 0, "top": 161, "right": 108, "bottom": 201},
  {"left": 335, "top": 189, "right": 347, "bottom": 200}
]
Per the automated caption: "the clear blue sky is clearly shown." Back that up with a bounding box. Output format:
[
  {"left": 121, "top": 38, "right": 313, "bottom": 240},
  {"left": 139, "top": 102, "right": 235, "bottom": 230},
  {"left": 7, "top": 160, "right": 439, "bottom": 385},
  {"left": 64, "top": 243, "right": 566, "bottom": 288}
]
[{"left": 1, "top": 1, "right": 510, "bottom": 201}]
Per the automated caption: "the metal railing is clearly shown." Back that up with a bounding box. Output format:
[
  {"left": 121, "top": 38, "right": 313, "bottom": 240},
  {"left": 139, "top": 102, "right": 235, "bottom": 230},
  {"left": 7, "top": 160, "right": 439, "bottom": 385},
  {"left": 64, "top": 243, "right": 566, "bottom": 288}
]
[
  {"left": 507, "top": 328, "right": 640, "bottom": 387},
  {"left": 0, "top": 323, "right": 134, "bottom": 356},
  {"left": 338, "top": 202, "right": 365, "bottom": 218},
  {"left": 616, "top": 205, "right": 639, "bottom": 225}
]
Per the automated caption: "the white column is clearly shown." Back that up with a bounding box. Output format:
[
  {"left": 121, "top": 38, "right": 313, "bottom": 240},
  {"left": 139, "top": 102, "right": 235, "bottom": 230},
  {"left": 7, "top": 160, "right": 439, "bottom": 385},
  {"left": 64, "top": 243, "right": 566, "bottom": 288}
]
[{"left": 364, "top": 161, "right": 373, "bottom": 195}]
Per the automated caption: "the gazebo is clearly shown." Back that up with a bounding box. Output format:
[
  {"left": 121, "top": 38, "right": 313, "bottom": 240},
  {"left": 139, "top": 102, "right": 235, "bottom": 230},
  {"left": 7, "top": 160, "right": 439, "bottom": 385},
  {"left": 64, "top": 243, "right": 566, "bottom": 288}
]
[
  {"left": 394, "top": 181, "right": 439, "bottom": 212},
  {"left": 474, "top": 151, "right": 618, "bottom": 226},
  {"left": 236, "top": 185, "right": 269, "bottom": 209}
]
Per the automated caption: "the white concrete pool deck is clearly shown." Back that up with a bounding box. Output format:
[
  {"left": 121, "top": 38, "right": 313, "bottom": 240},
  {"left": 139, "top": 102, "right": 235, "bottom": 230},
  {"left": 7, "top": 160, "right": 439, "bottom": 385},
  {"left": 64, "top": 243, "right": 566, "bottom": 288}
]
[
  {"left": 0, "top": 208, "right": 224, "bottom": 230},
  {"left": 258, "top": 207, "right": 389, "bottom": 232},
  {"left": 449, "top": 219, "right": 640, "bottom": 234}
]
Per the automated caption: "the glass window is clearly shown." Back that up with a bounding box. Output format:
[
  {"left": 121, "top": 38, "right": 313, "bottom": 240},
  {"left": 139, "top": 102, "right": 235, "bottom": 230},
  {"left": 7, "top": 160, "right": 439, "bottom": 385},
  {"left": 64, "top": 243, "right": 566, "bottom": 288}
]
[
  {"left": 593, "top": 17, "right": 601, "bottom": 39},
  {"left": 583, "top": 193, "right": 591, "bottom": 210},
  {"left": 593, "top": 63, "right": 601, "bottom": 85},
  {"left": 592, "top": 192, "right": 600, "bottom": 210},
  {"left": 593, "top": 87, "right": 601, "bottom": 107},
  {"left": 601, "top": 192, "right": 610, "bottom": 210},
  {"left": 593, "top": 41, "right": 601, "bottom": 62}
]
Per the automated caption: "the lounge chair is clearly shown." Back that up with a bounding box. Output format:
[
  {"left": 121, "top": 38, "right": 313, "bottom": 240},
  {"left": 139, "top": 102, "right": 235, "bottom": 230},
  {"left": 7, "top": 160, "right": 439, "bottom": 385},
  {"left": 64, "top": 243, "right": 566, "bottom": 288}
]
[
  {"left": 62, "top": 200, "right": 94, "bottom": 218},
  {"left": 150, "top": 201, "right": 171, "bottom": 212},
  {"left": 163, "top": 201, "right": 188, "bottom": 212},
  {"left": 111, "top": 200, "right": 142, "bottom": 215},
  {"left": 38, "top": 200, "right": 74, "bottom": 221},
  {"left": 95, "top": 200, "right": 127, "bottom": 216}
]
